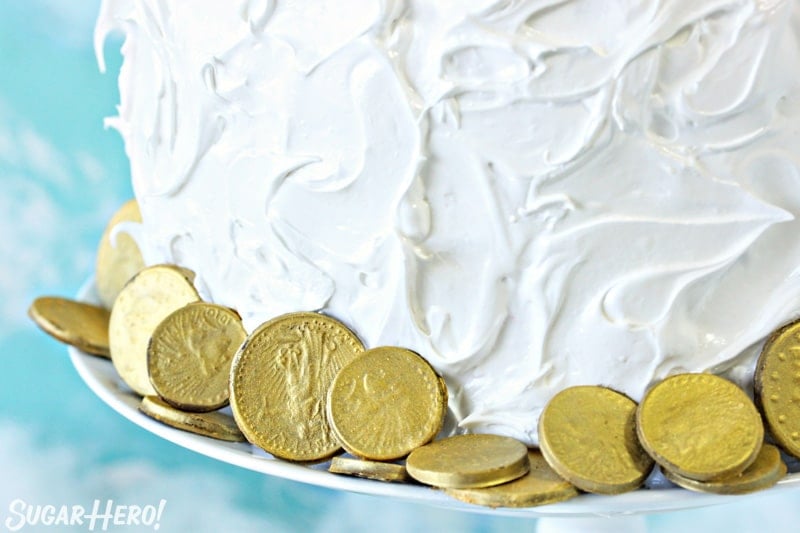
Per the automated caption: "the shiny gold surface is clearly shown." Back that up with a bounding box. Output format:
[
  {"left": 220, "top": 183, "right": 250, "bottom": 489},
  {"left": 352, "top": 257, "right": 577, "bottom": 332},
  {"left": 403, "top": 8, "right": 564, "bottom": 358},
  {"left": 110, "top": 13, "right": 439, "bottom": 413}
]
[
  {"left": 637, "top": 373, "right": 763, "bottom": 481},
  {"left": 95, "top": 199, "right": 145, "bottom": 309},
  {"left": 28, "top": 296, "right": 111, "bottom": 358},
  {"left": 328, "top": 456, "right": 409, "bottom": 483},
  {"left": 108, "top": 265, "right": 200, "bottom": 396},
  {"left": 538, "top": 385, "right": 653, "bottom": 494},
  {"left": 443, "top": 450, "right": 579, "bottom": 508},
  {"left": 230, "top": 312, "right": 364, "bottom": 462},
  {"left": 327, "top": 346, "right": 447, "bottom": 461},
  {"left": 139, "top": 395, "right": 246, "bottom": 442},
  {"left": 148, "top": 302, "right": 246, "bottom": 412},
  {"left": 755, "top": 319, "right": 800, "bottom": 458},
  {"left": 405, "top": 434, "right": 529, "bottom": 489},
  {"left": 664, "top": 444, "right": 786, "bottom": 495}
]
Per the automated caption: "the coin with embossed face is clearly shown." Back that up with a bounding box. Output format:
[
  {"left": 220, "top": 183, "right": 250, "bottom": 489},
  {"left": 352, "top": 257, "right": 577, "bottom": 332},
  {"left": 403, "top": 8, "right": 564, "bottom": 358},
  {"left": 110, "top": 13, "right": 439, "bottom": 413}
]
[
  {"left": 637, "top": 373, "right": 763, "bottom": 481},
  {"left": 755, "top": 319, "right": 800, "bottom": 459},
  {"left": 328, "top": 456, "right": 409, "bottom": 483},
  {"left": 327, "top": 346, "right": 447, "bottom": 461},
  {"left": 406, "top": 434, "right": 529, "bottom": 489},
  {"left": 28, "top": 296, "right": 111, "bottom": 358},
  {"left": 96, "top": 199, "right": 145, "bottom": 309},
  {"left": 148, "top": 302, "right": 246, "bottom": 412},
  {"left": 230, "top": 312, "right": 365, "bottom": 462},
  {"left": 538, "top": 385, "right": 653, "bottom": 494},
  {"left": 444, "top": 450, "right": 579, "bottom": 508},
  {"left": 139, "top": 395, "right": 246, "bottom": 442},
  {"left": 663, "top": 443, "right": 786, "bottom": 495},
  {"left": 109, "top": 265, "right": 201, "bottom": 396}
]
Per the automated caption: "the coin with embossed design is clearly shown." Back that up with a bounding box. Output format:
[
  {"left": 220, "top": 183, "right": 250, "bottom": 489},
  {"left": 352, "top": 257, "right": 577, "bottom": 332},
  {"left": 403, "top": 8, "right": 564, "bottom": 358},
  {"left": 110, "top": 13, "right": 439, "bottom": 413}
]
[
  {"left": 327, "top": 346, "right": 447, "bottom": 461},
  {"left": 109, "top": 265, "right": 201, "bottom": 396},
  {"left": 230, "top": 312, "right": 365, "bottom": 462},
  {"left": 328, "top": 456, "right": 409, "bottom": 483},
  {"left": 148, "top": 302, "right": 246, "bottom": 412},
  {"left": 444, "top": 450, "right": 579, "bottom": 508},
  {"left": 96, "top": 199, "right": 145, "bottom": 309},
  {"left": 28, "top": 296, "right": 111, "bottom": 358},
  {"left": 538, "top": 385, "right": 653, "bottom": 494},
  {"left": 663, "top": 443, "right": 786, "bottom": 495},
  {"left": 139, "top": 395, "right": 246, "bottom": 442},
  {"left": 755, "top": 319, "right": 800, "bottom": 459},
  {"left": 637, "top": 373, "right": 763, "bottom": 481}
]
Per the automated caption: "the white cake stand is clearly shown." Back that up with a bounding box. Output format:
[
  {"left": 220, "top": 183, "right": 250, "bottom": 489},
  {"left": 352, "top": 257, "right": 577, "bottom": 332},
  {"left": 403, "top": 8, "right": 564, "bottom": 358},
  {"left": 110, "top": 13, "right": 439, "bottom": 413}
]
[{"left": 69, "top": 278, "right": 800, "bottom": 526}]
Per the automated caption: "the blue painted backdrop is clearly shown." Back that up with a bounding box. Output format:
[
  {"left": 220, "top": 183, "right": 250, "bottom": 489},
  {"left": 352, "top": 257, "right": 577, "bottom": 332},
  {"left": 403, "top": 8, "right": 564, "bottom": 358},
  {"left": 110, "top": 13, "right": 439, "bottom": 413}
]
[{"left": 1, "top": 2, "right": 798, "bottom": 531}]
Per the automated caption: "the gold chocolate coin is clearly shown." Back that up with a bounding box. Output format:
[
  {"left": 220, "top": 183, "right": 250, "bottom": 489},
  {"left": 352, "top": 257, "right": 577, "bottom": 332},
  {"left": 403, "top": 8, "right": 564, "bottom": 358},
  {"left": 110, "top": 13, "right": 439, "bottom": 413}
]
[
  {"left": 405, "top": 434, "right": 529, "bottom": 489},
  {"left": 96, "top": 199, "right": 145, "bottom": 309},
  {"left": 28, "top": 296, "right": 111, "bottom": 358},
  {"left": 538, "top": 386, "right": 653, "bottom": 494},
  {"left": 637, "top": 373, "right": 763, "bottom": 481},
  {"left": 109, "top": 265, "right": 201, "bottom": 396},
  {"left": 755, "top": 319, "right": 800, "bottom": 458},
  {"left": 663, "top": 444, "right": 786, "bottom": 495},
  {"left": 230, "top": 312, "right": 365, "bottom": 462},
  {"left": 139, "top": 396, "right": 245, "bottom": 442},
  {"left": 328, "top": 456, "right": 409, "bottom": 483},
  {"left": 444, "top": 450, "right": 579, "bottom": 508},
  {"left": 327, "top": 346, "right": 447, "bottom": 461},
  {"left": 148, "top": 303, "right": 246, "bottom": 412}
]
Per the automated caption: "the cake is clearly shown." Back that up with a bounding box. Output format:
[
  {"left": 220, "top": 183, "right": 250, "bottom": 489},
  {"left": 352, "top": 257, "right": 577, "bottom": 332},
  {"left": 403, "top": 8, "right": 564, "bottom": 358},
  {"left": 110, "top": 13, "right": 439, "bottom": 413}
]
[{"left": 95, "top": 0, "right": 800, "bottom": 446}]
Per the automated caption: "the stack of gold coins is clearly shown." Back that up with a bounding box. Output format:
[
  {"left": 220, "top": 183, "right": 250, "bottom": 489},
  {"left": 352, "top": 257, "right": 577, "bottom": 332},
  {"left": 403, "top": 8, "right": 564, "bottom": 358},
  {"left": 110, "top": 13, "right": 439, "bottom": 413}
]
[
  {"left": 443, "top": 450, "right": 579, "bottom": 508},
  {"left": 662, "top": 444, "right": 786, "bottom": 494},
  {"left": 406, "top": 434, "right": 581, "bottom": 508},
  {"left": 637, "top": 373, "right": 784, "bottom": 494}
]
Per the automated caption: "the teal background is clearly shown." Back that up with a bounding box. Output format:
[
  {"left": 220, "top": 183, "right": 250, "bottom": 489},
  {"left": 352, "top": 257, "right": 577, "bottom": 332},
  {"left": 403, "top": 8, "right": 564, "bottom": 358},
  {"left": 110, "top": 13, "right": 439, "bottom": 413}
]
[{"left": 1, "top": 2, "right": 799, "bottom": 531}]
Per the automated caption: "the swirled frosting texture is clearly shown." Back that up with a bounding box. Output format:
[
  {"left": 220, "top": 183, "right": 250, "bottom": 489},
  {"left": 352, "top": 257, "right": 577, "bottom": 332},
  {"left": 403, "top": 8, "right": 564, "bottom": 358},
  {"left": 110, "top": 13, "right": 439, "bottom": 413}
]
[{"left": 97, "top": 0, "right": 800, "bottom": 444}]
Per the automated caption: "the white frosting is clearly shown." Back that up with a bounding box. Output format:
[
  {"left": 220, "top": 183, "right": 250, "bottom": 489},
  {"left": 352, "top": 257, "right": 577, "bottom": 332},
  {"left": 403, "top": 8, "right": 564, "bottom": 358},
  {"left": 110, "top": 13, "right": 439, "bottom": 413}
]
[{"left": 96, "top": 0, "right": 800, "bottom": 445}]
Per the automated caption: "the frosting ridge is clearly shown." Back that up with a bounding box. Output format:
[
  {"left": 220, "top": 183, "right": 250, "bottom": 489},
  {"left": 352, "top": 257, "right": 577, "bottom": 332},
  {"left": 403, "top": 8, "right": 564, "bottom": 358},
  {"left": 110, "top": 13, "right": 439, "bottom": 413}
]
[{"left": 97, "top": 0, "right": 800, "bottom": 444}]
